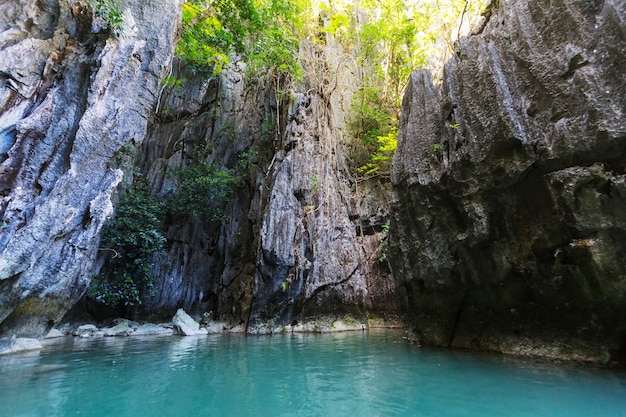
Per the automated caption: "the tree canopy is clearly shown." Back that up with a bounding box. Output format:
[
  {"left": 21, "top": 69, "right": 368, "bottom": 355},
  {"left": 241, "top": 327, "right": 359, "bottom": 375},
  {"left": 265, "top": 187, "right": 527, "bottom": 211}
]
[{"left": 173, "top": 0, "right": 488, "bottom": 178}]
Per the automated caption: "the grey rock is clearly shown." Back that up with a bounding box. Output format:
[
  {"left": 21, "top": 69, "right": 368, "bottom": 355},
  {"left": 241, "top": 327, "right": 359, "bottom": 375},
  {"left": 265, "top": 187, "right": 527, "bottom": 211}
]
[
  {"left": 390, "top": 0, "right": 626, "bottom": 363},
  {"left": 44, "top": 328, "right": 65, "bottom": 339},
  {"left": 172, "top": 309, "right": 207, "bottom": 336},
  {"left": 112, "top": 318, "right": 139, "bottom": 329},
  {"left": 203, "top": 321, "right": 226, "bottom": 334},
  {"left": 135, "top": 52, "right": 396, "bottom": 330},
  {"left": 102, "top": 321, "right": 135, "bottom": 337},
  {"left": 73, "top": 324, "right": 98, "bottom": 337},
  {"left": 0, "top": 337, "right": 42, "bottom": 355},
  {"left": 0, "top": 0, "right": 182, "bottom": 338},
  {"left": 133, "top": 323, "right": 174, "bottom": 336}
]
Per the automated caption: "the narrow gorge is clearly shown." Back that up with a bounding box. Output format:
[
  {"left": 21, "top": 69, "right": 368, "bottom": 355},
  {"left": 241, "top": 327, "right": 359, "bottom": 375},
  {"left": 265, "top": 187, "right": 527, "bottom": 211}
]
[{"left": 0, "top": 0, "right": 625, "bottom": 365}]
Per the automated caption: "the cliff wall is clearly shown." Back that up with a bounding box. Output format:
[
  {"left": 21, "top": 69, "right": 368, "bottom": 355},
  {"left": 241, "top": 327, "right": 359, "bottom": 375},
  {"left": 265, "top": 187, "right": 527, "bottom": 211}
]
[
  {"left": 390, "top": 0, "right": 626, "bottom": 363},
  {"left": 135, "top": 43, "right": 397, "bottom": 331},
  {"left": 0, "top": 2, "right": 397, "bottom": 339},
  {"left": 0, "top": 0, "right": 181, "bottom": 338}
]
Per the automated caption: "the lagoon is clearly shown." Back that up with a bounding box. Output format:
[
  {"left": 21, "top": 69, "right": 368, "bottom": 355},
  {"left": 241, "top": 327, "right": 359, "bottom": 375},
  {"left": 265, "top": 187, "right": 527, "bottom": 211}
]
[{"left": 1, "top": 330, "right": 625, "bottom": 416}]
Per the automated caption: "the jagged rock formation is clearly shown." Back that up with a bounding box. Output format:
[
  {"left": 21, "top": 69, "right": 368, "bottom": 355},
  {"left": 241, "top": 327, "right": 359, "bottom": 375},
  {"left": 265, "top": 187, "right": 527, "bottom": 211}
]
[
  {"left": 134, "top": 60, "right": 264, "bottom": 324},
  {"left": 135, "top": 43, "right": 397, "bottom": 330},
  {"left": 390, "top": 0, "right": 626, "bottom": 363},
  {"left": 0, "top": 2, "right": 396, "bottom": 338},
  {"left": 250, "top": 85, "right": 394, "bottom": 331},
  {"left": 0, "top": 0, "right": 181, "bottom": 338}
]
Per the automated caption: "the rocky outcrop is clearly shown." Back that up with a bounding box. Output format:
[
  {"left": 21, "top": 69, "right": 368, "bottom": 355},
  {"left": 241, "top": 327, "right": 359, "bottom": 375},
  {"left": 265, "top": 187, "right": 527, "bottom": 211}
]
[
  {"left": 0, "top": 0, "right": 181, "bottom": 338},
  {"left": 390, "top": 0, "right": 626, "bottom": 363},
  {"left": 0, "top": 2, "right": 398, "bottom": 340},
  {"left": 135, "top": 60, "right": 264, "bottom": 324},
  {"left": 132, "top": 43, "right": 397, "bottom": 330},
  {"left": 249, "top": 89, "right": 394, "bottom": 331}
]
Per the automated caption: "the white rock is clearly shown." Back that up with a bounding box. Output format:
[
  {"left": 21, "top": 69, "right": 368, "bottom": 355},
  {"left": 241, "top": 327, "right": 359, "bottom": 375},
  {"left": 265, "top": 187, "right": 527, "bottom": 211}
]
[
  {"left": 172, "top": 309, "right": 206, "bottom": 336},
  {"left": 133, "top": 323, "right": 174, "bottom": 336},
  {"left": 204, "top": 321, "right": 226, "bottom": 334},
  {"left": 0, "top": 337, "right": 42, "bottom": 355},
  {"left": 73, "top": 324, "right": 98, "bottom": 337},
  {"left": 44, "top": 328, "right": 65, "bottom": 339}
]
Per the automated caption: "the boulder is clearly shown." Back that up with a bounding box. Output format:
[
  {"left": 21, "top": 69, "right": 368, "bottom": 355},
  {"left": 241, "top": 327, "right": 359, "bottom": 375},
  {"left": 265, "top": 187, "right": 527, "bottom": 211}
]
[
  {"left": 73, "top": 324, "right": 98, "bottom": 338},
  {"left": 172, "top": 309, "right": 207, "bottom": 336}
]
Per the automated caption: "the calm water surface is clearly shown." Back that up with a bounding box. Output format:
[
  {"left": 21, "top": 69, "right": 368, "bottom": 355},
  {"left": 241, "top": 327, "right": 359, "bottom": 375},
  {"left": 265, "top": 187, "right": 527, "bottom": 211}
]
[{"left": 1, "top": 330, "right": 625, "bottom": 416}]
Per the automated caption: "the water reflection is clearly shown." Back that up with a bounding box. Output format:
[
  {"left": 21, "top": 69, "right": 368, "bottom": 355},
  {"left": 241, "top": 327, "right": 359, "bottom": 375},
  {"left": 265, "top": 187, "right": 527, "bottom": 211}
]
[{"left": 0, "top": 331, "right": 625, "bottom": 417}]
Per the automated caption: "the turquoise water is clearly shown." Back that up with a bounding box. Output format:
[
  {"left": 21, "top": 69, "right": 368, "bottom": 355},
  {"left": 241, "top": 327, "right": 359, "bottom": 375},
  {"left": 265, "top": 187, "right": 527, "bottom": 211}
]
[{"left": 1, "top": 330, "right": 625, "bottom": 417}]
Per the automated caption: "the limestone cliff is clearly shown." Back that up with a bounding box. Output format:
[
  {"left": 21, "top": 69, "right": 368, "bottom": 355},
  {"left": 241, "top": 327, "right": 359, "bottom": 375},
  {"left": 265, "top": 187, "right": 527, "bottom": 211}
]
[
  {"left": 0, "top": 1, "right": 396, "bottom": 338},
  {"left": 390, "top": 0, "right": 626, "bottom": 363},
  {"left": 0, "top": 0, "right": 181, "bottom": 338},
  {"left": 133, "top": 43, "right": 397, "bottom": 330}
]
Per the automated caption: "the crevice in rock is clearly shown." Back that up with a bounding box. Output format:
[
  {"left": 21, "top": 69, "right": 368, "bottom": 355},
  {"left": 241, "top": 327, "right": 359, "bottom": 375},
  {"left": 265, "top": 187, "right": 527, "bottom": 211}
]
[{"left": 448, "top": 288, "right": 469, "bottom": 348}]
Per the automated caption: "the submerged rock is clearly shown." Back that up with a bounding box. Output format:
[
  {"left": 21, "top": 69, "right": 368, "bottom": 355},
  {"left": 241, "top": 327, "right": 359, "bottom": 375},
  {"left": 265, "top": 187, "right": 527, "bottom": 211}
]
[{"left": 390, "top": 0, "right": 626, "bottom": 363}]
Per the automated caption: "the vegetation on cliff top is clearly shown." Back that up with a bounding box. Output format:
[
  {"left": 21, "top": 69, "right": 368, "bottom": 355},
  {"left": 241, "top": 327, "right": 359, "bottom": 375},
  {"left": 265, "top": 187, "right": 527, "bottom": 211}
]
[{"left": 170, "top": 0, "right": 487, "bottom": 178}]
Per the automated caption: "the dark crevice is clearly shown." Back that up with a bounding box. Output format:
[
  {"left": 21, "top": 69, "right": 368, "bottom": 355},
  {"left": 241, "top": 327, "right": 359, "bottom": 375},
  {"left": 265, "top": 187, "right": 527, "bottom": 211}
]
[
  {"left": 301, "top": 265, "right": 359, "bottom": 309},
  {"left": 448, "top": 288, "right": 469, "bottom": 348},
  {"left": 561, "top": 54, "right": 589, "bottom": 79}
]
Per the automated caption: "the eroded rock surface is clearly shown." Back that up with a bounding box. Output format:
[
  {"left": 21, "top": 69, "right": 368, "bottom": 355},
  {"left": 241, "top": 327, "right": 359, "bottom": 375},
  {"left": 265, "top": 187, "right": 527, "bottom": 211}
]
[
  {"left": 0, "top": 0, "right": 181, "bottom": 338},
  {"left": 135, "top": 47, "right": 397, "bottom": 330},
  {"left": 390, "top": 0, "right": 626, "bottom": 363}
]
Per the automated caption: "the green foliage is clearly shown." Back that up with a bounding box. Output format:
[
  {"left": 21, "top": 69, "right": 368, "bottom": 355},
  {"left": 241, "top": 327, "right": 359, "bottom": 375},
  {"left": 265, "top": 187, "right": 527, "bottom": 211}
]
[
  {"left": 350, "top": 85, "right": 391, "bottom": 146},
  {"left": 87, "top": 0, "right": 124, "bottom": 37},
  {"left": 175, "top": 0, "right": 303, "bottom": 79},
  {"left": 168, "top": 162, "right": 237, "bottom": 220},
  {"left": 310, "top": 173, "right": 320, "bottom": 194},
  {"left": 162, "top": 75, "right": 187, "bottom": 91},
  {"left": 357, "top": 129, "right": 397, "bottom": 178},
  {"left": 90, "top": 180, "right": 166, "bottom": 307},
  {"left": 318, "top": 0, "right": 487, "bottom": 179},
  {"left": 248, "top": 26, "right": 302, "bottom": 80},
  {"left": 167, "top": 150, "right": 257, "bottom": 220}
]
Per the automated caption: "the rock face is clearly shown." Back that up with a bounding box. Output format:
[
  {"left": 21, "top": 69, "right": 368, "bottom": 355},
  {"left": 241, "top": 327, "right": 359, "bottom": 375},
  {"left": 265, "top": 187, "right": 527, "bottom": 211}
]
[
  {"left": 250, "top": 89, "right": 394, "bottom": 331},
  {"left": 136, "top": 45, "right": 397, "bottom": 330},
  {"left": 0, "top": 3, "right": 396, "bottom": 336},
  {"left": 0, "top": 0, "right": 181, "bottom": 338},
  {"left": 136, "top": 60, "right": 264, "bottom": 324},
  {"left": 390, "top": 0, "right": 626, "bottom": 362}
]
